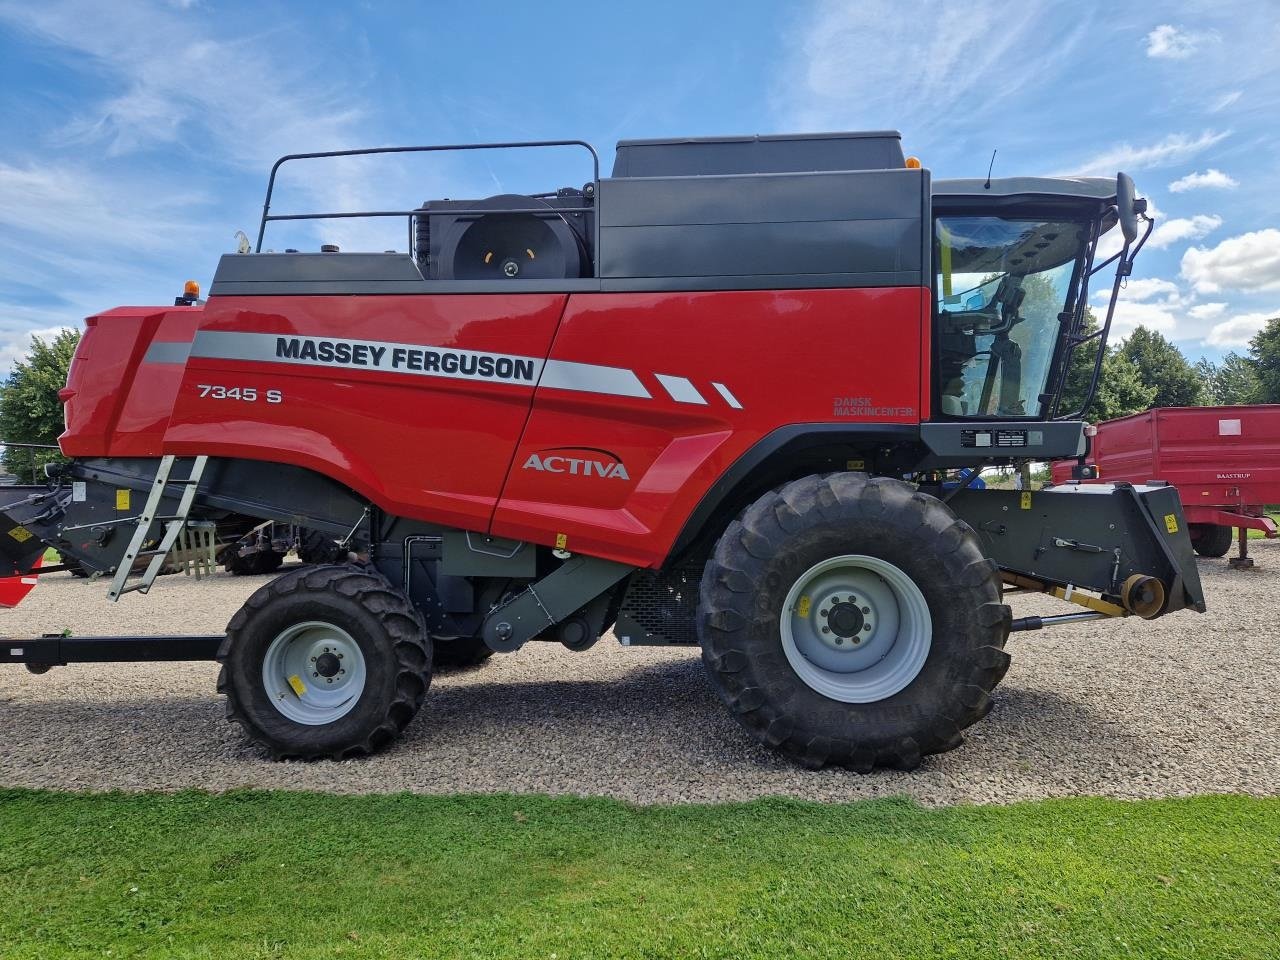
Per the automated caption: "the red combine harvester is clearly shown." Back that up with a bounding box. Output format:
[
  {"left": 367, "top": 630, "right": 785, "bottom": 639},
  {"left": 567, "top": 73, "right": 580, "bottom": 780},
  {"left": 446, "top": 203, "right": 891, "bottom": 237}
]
[
  {"left": 1, "top": 133, "right": 1207, "bottom": 769},
  {"left": 1052, "top": 405, "right": 1280, "bottom": 567}
]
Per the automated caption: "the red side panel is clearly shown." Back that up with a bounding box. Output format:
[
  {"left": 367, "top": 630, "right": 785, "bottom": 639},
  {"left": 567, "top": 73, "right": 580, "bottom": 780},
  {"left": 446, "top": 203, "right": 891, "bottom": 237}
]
[
  {"left": 492, "top": 287, "right": 924, "bottom": 566},
  {"left": 163, "top": 295, "right": 567, "bottom": 530},
  {"left": 63, "top": 286, "right": 926, "bottom": 565},
  {"left": 60, "top": 306, "right": 202, "bottom": 457}
]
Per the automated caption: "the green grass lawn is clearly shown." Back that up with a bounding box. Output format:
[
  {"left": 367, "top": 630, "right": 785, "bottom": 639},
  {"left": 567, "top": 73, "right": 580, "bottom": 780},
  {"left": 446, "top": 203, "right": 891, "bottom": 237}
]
[{"left": 1, "top": 791, "right": 1276, "bottom": 959}]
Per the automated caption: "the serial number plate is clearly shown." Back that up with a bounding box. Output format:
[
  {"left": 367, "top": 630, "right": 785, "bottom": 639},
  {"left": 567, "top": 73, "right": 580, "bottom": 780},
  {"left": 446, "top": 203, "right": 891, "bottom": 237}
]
[{"left": 197, "top": 384, "right": 282, "bottom": 403}]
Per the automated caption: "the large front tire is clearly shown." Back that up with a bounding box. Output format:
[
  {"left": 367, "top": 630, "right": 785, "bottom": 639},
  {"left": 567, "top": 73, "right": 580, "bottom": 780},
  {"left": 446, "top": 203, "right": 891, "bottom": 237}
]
[
  {"left": 217, "top": 565, "right": 431, "bottom": 759},
  {"left": 698, "top": 474, "right": 1011, "bottom": 771}
]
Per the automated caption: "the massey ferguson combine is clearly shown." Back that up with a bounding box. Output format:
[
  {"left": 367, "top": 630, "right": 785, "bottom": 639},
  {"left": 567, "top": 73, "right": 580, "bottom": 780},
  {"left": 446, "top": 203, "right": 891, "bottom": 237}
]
[{"left": 0, "top": 132, "right": 1205, "bottom": 769}]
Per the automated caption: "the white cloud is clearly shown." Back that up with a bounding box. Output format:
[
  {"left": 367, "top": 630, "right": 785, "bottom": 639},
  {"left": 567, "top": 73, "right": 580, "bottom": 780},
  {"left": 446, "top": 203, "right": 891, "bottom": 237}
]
[
  {"left": 1188, "top": 302, "right": 1228, "bottom": 320},
  {"left": 1182, "top": 229, "right": 1280, "bottom": 293},
  {"left": 1119, "top": 278, "right": 1181, "bottom": 302},
  {"left": 771, "top": 1, "right": 1086, "bottom": 137},
  {"left": 1111, "top": 300, "right": 1178, "bottom": 335},
  {"left": 1062, "top": 130, "right": 1228, "bottom": 177},
  {"left": 1209, "top": 90, "right": 1243, "bottom": 112},
  {"left": 1146, "top": 25, "right": 1210, "bottom": 60},
  {"left": 1205, "top": 310, "right": 1280, "bottom": 347},
  {"left": 1148, "top": 214, "right": 1223, "bottom": 250},
  {"left": 1168, "top": 168, "right": 1238, "bottom": 192},
  {"left": 0, "top": 324, "right": 79, "bottom": 371},
  {"left": 0, "top": 2, "right": 406, "bottom": 253}
]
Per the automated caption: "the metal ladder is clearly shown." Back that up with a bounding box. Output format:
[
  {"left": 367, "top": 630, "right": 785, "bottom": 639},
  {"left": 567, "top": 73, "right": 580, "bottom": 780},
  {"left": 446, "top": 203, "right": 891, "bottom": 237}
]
[{"left": 107, "top": 455, "right": 209, "bottom": 601}]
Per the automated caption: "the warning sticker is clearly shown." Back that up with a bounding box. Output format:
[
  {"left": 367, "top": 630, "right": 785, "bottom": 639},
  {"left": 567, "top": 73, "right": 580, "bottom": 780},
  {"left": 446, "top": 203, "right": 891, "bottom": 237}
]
[
  {"left": 287, "top": 675, "right": 307, "bottom": 697},
  {"left": 554, "top": 533, "right": 568, "bottom": 551},
  {"left": 796, "top": 595, "right": 812, "bottom": 619},
  {"left": 1020, "top": 492, "right": 1032, "bottom": 510},
  {"left": 115, "top": 489, "right": 131, "bottom": 511},
  {"left": 8, "top": 526, "right": 33, "bottom": 543},
  {"left": 1164, "top": 514, "right": 1179, "bottom": 534}
]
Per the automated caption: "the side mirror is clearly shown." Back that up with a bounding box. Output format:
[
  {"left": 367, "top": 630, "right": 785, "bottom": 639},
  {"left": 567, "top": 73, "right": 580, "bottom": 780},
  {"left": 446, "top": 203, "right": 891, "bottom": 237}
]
[{"left": 1117, "top": 173, "right": 1138, "bottom": 244}]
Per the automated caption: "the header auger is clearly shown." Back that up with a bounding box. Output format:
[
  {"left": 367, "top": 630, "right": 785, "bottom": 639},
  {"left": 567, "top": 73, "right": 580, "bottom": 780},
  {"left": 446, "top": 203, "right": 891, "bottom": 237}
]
[{"left": 1, "top": 131, "right": 1203, "bottom": 769}]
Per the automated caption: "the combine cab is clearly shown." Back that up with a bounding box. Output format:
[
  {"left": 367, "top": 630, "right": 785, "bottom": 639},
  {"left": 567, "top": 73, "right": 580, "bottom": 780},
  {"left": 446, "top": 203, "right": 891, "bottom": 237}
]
[{"left": 1, "top": 132, "right": 1205, "bottom": 768}]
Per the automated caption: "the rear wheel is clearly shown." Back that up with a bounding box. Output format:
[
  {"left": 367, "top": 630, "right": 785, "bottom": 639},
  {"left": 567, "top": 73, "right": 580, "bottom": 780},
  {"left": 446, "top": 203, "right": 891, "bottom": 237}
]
[
  {"left": 1191, "top": 523, "right": 1233, "bottom": 558},
  {"left": 698, "top": 473, "right": 1011, "bottom": 771},
  {"left": 217, "top": 565, "right": 431, "bottom": 759}
]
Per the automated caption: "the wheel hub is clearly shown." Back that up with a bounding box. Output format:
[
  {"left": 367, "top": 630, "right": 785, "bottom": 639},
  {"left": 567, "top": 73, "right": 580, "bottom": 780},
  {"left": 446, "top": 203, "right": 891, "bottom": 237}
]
[
  {"left": 314, "top": 651, "right": 341, "bottom": 678},
  {"left": 780, "top": 554, "right": 932, "bottom": 704},
  {"left": 825, "top": 600, "right": 865, "bottom": 639},
  {"left": 262, "top": 621, "right": 367, "bottom": 725}
]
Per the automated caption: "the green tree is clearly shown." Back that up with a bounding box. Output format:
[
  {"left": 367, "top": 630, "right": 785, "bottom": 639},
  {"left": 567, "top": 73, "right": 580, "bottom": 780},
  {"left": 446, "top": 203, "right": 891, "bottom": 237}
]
[
  {"left": 1094, "top": 350, "right": 1158, "bottom": 420},
  {"left": 1248, "top": 317, "right": 1280, "bottom": 403},
  {"left": 1119, "top": 326, "right": 1206, "bottom": 407},
  {"left": 1194, "top": 358, "right": 1220, "bottom": 404},
  {"left": 1198, "top": 352, "right": 1260, "bottom": 405},
  {"left": 1058, "top": 309, "right": 1157, "bottom": 420},
  {"left": 0, "top": 329, "right": 80, "bottom": 479}
]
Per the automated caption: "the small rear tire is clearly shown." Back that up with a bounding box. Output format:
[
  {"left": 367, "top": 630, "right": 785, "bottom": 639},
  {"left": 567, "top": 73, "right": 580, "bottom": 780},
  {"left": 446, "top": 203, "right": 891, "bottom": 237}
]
[
  {"left": 217, "top": 565, "right": 431, "bottom": 759},
  {"left": 698, "top": 473, "right": 1011, "bottom": 771},
  {"left": 1190, "top": 523, "right": 1233, "bottom": 558}
]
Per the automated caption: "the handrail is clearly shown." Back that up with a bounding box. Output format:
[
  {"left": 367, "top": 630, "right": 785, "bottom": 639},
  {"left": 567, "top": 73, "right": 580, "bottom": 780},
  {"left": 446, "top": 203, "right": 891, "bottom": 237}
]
[{"left": 255, "top": 140, "right": 602, "bottom": 274}]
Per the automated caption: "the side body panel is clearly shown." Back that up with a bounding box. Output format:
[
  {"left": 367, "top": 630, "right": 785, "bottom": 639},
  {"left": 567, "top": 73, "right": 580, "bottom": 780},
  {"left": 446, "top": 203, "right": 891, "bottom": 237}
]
[
  {"left": 60, "top": 306, "right": 202, "bottom": 457},
  {"left": 163, "top": 294, "right": 567, "bottom": 531},
  {"left": 61, "top": 286, "right": 927, "bottom": 566},
  {"left": 492, "top": 287, "right": 925, "bottom": 565}
]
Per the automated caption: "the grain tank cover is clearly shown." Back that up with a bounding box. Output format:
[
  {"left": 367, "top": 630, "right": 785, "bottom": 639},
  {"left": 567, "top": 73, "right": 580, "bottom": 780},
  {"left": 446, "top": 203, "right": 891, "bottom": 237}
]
[{"left": 611, "top": 131, "right": 905, "bottom": 177}]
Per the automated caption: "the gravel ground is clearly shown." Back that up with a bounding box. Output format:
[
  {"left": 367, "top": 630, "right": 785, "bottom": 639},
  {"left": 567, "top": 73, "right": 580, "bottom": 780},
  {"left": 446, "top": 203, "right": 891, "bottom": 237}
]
[{"left": 2, "top": 546, "right": 1277, "bottom": 806}]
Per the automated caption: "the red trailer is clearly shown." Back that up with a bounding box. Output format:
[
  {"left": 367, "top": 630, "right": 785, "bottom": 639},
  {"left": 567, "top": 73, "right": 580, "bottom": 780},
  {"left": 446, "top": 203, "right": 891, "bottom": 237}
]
[{"left": 1052, "top": 405, "right": 1280, "bottom": 567}]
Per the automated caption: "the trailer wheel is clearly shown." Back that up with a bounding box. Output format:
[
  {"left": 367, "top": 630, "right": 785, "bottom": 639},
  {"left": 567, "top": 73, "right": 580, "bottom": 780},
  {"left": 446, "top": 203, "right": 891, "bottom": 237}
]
[
  {"left": 431, "top": 636, "right": 495, "bottom": 670},
  {"left": 217, "top": 565, "right": 431, "bottom": 759},
  {"left": 1190, "top": 523, "right": 1233, "bottom": 558},
  {"left": 698, "top": 473, "right": 1011, "bottom": 771}
]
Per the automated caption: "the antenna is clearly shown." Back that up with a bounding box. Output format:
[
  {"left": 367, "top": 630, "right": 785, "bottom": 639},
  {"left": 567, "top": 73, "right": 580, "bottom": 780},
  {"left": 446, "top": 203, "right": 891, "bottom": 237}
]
[{"left": 984, "top": 149, "right": 997, "bottom": 189}]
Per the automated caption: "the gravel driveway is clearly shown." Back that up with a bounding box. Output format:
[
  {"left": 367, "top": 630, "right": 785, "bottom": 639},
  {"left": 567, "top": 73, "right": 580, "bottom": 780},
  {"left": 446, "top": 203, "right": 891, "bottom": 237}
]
[{"left": 2, "top": 545, "right": 1277, "bottom": 806}]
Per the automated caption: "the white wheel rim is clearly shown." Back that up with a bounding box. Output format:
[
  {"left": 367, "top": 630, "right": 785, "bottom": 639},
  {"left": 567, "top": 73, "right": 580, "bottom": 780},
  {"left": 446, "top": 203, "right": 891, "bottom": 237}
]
[
  {"left": 261, "top": 621, "right": 367, "bottom": 725},
  {"left": 779, "top": 554, "right": 932, "bottom": 703}
]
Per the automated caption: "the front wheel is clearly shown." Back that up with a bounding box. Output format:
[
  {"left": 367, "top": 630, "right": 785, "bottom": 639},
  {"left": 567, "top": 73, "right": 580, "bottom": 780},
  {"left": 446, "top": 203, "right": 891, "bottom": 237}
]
[{"left": 698, "top": 473, "right": 1011, "bottom": 771}]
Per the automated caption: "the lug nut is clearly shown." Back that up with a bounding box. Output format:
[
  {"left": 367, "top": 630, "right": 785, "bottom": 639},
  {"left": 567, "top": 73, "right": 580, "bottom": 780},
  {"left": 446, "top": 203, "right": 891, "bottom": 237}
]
[
  {"left": 310, "top": 656, "right": 316, "bottom": 662},
  {"left": 821, "top": 627, "right": 830, "bottom": 634},
  {"left": 861, "top": 606, "right": 870, "bottom": 614},
  {"left": 863, "top": 624, "right": 872, "bottom": 632},
  {"left": 326, "top": 678, "right": 333, "bottom": 683}
]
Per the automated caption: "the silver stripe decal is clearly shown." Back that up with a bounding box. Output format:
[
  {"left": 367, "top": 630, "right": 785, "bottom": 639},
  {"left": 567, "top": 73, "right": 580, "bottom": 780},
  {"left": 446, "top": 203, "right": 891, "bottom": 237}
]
[
  {"left": 541, "top": 359, "right": 651, "bottom": 399},
  {"left": 144, "top": 341, "right": 192, "bottom": 365},
  {"left": 712, "top": 381, "right": 743, "bottom": 409},
  {"left": 187, "top": 330, "right": 653, "bottom": 400},
  {"left": 654, "top": 373, "right": 707, "bottom": 405}
]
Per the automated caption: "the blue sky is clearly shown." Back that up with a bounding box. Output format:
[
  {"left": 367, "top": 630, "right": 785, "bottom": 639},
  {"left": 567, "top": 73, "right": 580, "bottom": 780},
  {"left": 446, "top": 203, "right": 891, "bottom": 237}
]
[{"left": 1, "top": 0, "right": 1277, "bottom": 370}]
